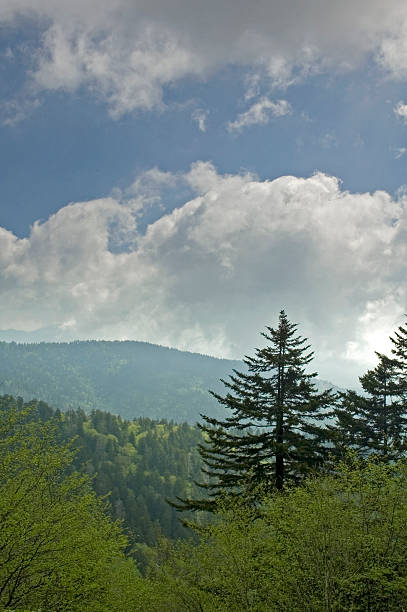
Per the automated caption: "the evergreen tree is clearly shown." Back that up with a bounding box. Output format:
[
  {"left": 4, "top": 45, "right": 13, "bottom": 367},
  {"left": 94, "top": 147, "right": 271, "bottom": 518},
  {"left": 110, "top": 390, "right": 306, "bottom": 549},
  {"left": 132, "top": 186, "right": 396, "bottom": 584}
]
[
  {"left": 390, "top": 318, "right": 407, "bottom": 363},
  {"left": 173, "top": 311, "right": 335, "bottom": 511},
  {"left": 332, "top": 352, "right": 407, "bottom": 459},
  {"left": 391, "top": 317, "right": 407, "bottom": 396}
]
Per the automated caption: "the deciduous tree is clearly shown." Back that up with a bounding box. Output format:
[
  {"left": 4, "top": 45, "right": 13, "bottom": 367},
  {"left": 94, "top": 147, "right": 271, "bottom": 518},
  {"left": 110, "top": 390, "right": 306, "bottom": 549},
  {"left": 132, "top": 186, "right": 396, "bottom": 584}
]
[{"left": 0, "top": 395, "right": 141, "bottom": 611}]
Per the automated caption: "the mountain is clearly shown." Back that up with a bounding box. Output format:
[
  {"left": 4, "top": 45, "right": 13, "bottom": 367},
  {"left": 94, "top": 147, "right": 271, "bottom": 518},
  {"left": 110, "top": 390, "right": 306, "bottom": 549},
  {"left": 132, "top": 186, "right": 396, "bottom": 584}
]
[
  {"left": 0, "top": 327, "right": 75, "bottom": 343},
  {"left": 0, "top": 339, "right": 342, "bottom": 423},
  {"left": 0, "top": 340, "right": 241, "bottom": 423}
]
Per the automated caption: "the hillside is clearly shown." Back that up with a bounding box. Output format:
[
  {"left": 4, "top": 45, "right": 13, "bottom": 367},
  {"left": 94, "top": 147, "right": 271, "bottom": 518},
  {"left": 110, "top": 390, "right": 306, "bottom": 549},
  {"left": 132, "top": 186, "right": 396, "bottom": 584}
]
[
  {"left": 0, "top": 340, "right": 242, "bottom": 423},
  {"left": 0, "top": 339, "right": 342, "bottom": 423},
  {"left": 0, "top": 395, "right": 203, "bottom": 560}
]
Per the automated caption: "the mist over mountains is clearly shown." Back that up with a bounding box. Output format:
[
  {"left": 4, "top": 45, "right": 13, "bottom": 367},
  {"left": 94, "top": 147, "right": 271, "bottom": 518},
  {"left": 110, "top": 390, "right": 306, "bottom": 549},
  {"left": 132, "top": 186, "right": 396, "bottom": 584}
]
[{"left": 0, "top": 338, "right": 341, "bottom": 423}]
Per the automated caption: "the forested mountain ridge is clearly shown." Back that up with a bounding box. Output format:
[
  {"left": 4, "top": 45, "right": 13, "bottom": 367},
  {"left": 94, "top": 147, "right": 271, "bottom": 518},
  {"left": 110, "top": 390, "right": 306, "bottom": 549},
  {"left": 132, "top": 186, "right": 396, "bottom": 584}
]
[
  {"left": 0, "top": 339, "right": 340, "bottom": 423},
  {"left": 0, "top": 340, "right": 241, "bottom": 422},
  {"left": 0, "top": 396, "right": 203, "bottom": 551}
]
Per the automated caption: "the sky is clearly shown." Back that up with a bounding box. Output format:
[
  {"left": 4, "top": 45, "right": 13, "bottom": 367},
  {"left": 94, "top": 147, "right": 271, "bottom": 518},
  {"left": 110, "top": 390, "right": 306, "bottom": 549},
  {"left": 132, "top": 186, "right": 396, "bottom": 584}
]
[{"left": 1, "top": 1, "right": 407, "bottom": 386}]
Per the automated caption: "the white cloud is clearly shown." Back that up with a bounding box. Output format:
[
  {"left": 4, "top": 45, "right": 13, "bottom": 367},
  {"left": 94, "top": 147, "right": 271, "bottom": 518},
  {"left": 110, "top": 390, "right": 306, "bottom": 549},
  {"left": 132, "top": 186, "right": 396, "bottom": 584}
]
[
  {"left": 1, "top": 163, "right": 407, "bottom": 387},
  {"left": 394, "top": 101, "right": 407, "bottom": 123},
  {"left": 378, "top": 21, "right": 407, "bottom": 80},
  {"left": 3, "top": 1, "right": 407, "bottom": 117},
  {"left": 1, "top": 97, "right": 40, "bottom": 127},
  {"left": 127, "top": 167, "right": 179, "bottom": 200},
  {"left": 244, "top": 73, "right": 261, "bottom": 101},
  {"left": 32, "top": 22, "right": 201, "bottom": 117},
  {"left": 227, "top": 97, "right": 291, "bottom": 132},
  {"left": 192, "top": 108, "right": 209, "bottom": 132}
]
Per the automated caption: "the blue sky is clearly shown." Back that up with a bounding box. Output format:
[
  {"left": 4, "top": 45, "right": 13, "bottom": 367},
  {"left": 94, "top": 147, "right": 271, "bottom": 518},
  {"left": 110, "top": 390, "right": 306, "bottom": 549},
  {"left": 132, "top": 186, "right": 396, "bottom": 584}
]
[
  {"left": 2, "top": 59, "right": 407, "bottom": 236},
  {"left": 1, "top": 1, "right": 407, "bottom": 386}
]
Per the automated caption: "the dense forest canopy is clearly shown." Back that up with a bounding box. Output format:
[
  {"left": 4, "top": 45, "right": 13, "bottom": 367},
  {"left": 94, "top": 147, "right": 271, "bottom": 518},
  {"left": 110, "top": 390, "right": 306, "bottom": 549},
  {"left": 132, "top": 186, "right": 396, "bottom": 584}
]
[
  {"left": 0, "top": 397, "right": 142, "bottom": 610},
  {"left": 4, "top": 392, "right": 407, "bottom": 611},
  {"left": 0, "top": 395, "right": 205, "bottom": 562},
  {"left": 143, "top": 458, "right": 407, "bottom": 611}
]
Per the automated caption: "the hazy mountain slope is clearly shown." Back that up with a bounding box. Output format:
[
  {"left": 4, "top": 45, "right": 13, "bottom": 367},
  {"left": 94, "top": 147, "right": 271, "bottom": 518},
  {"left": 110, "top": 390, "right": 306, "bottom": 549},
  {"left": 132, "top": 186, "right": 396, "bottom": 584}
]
[
  {"left": 0, "top": 339, "right": 342, "bottom": 423},
  {"left": 0, "top": 340, "right": 242, "bottom": 422}
]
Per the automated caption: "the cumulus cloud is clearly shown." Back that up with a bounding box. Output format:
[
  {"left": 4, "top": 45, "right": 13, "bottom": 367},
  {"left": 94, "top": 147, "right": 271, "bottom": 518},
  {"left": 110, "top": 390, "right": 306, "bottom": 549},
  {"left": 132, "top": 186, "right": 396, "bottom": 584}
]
[
  {"left": 1, "top": 162, "right": 407, "bottom": 387},
  {"left": 2, "top": 1, "right": 407, "bottom": 117},
  {"left": 227, "top": 97, "right": 291, "bottom": 132}
]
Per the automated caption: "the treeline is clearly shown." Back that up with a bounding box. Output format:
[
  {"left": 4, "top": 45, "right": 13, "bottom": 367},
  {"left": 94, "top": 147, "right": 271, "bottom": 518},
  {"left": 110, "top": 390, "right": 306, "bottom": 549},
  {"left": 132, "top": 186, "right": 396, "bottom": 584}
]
[{"left": 0, "top": 340, "right": 242, "bottom": 422}]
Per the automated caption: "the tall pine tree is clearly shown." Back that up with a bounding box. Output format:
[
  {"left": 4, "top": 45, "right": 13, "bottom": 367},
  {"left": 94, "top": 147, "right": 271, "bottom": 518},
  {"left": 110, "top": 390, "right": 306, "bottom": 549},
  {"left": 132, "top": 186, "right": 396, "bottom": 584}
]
[
  {"left": 331, "top": 352, "right": 407, "bottom": 459},
  {"left": 173, "top": 311, "right": 335, "bottom": 512}
]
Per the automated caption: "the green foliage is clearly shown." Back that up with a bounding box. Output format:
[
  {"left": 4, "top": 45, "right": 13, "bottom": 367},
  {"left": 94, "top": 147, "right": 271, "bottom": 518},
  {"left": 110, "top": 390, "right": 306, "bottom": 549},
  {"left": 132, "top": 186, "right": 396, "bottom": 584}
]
[
  {"left": 62, "top": 409, "right": 204, "bottom": 548},
  {"left": 174, "top": 311, "right": 335, "bottom": 512},
  {"left": 1, "top": 396, "right": 205, "bottom": 555},
  {"left": 0, "top": 396, "right": 141, "bottom": 611},
  {"left": 7, "top": 315, "right": 407, "bottom": 610},
  {"left": 142, "top": 457, "right": 407, "bottom": 611},
  {"left": 0, "top": 340, "right": 241, "bottom": 423}
]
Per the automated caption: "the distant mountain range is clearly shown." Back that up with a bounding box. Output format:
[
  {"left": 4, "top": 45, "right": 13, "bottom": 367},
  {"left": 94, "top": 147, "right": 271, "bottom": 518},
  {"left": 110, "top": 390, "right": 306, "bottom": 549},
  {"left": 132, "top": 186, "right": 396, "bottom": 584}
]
[
  {"left": 0, "top": 327, "right": 76, "bottom": 343},
  {"left": 0, "top": 337, "right": 343, "bottom": 423}
]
